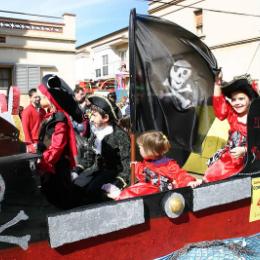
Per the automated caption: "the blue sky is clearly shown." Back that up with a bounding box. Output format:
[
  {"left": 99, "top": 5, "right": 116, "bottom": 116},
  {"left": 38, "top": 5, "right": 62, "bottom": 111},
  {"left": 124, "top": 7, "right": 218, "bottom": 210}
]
[{"left": 0, "top": 0, "right": 148, "bottom": 46}]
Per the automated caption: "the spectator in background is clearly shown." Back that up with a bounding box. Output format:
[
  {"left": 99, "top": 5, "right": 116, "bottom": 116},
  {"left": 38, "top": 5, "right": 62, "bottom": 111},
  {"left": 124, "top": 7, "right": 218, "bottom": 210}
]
[
  {"left": 18, "top": 106, "right": 24, "bottom": 119},
  {"left": 107, "top": 92, "right": 122, "bottom": 120},
  {"left": 118, "top": 97, "right": 131, "bottom": 135},
  {"left": 118, "top": 116, "right": 131, "bottom": 135},
  {"left": 121, "top": 97, "right": 130, "bottom": 117},
  {"left": 73, "top": 86, "right": 89, "bottom": 137},
  {"left": 21, "top": 88, "right": 46, "bottom": 153},
  {"left": 74, "top": 86, "right": 85, "bottom": 106}
]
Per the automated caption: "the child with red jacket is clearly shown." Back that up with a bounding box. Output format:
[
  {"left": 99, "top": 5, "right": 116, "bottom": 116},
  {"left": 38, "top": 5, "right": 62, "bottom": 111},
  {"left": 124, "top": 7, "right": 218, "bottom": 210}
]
[
  {"left": 36, "top": 74, "right": 85, "bottom": 209},
  {"left": 103, "top": 130, "right": 201, "bottom": 200},
  {"left": 203, "top": 74, "right": 258, "bottom": 183}
]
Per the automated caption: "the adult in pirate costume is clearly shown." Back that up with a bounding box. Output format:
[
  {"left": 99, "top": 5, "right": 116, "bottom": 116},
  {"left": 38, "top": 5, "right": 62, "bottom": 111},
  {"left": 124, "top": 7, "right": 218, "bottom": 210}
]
[
  {"left": 37, "top": 74, "right": 85, "bottom": 209},
  {"left": 203, "top": 73, "right": 258, "bottom": 183},
  {"left": 71, "top": 94, "right": 130, "bottom": 203}
]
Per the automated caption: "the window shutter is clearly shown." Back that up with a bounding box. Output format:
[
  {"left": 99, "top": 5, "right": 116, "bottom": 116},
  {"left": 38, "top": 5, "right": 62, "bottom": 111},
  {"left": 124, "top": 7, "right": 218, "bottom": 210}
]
[
  {"left": 28, "top": 66, "right": 40, "bottom": 89},
  {"left": 16, "top": 66, "right": 28, "bottom": 94},
  {"left": 16, "top": 65, "right": 40, "bottom": 94}
]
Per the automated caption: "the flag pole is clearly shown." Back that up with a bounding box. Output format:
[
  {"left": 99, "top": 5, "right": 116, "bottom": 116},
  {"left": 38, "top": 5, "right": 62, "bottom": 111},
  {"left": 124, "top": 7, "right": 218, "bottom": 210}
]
[
  {"left": 130, "top": 133, "right": 136, "bottom": 185},
  {"left": 129, "top": 9, "right": 137, "bottom": 185}
]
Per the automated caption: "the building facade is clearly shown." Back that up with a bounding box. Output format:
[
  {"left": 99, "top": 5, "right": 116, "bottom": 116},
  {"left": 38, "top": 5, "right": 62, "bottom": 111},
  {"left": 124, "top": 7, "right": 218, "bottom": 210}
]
[
  {"left": 0, "top": 12, "right": 76, "bottom": 105},
  {"left": 76, "top": 1, "right": 259, "bottom": 94},
  {"left": 148, "top": 0, "right": 260, "bottom": 82},
  {"left": 76, "top": 27, "right": 129, "bottom": 95}
]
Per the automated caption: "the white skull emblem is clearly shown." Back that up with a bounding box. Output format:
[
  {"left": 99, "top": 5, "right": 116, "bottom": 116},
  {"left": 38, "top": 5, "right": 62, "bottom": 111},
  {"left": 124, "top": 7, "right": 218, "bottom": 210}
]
[{"left": 169, "top": 60, "right": 192, "bottom": 90}]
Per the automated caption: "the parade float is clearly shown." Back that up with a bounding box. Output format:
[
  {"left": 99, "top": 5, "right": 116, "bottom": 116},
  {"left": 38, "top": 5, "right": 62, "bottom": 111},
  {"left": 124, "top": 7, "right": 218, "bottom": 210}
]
[{"left": 0, "top": 10, "right": 259, "bottom": 260}]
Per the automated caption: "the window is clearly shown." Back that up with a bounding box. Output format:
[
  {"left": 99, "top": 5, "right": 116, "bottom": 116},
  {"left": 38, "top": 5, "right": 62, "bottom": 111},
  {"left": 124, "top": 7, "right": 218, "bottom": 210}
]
[
  {"left": 102, "top": 55, "right": 108, "bottom": 65},
  {"left": 194, "top": 9, "right": 203, "bottom": 37},
  {"left": 0, "top": 68, "right": 12, "bottom": 90},
  {"left": 119, "top": 51, "right": 126, "bottom": 63},
  {"left": 102, "top": 66, "right": 108, "bottom": 76},
  {"left": 102, "top": 54, "right": 108, "bottom": 76},
  {"left": 16, "top": 65, "right": 40, "bottom": 94},
  {"left": 0, "top": 37, "right": 6, "bottom": 43},
  {"left": 96, "top": 69, "right": 101, "bottom": 78}
]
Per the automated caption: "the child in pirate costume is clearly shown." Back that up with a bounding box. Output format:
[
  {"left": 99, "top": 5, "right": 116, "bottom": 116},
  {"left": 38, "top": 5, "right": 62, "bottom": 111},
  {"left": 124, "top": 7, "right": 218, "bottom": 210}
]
[
  {"left": 71, "top": 94, "right": 130, "bottom": 203},
  {"left": 37, "top": 74, "right": 85, "bottom": 209},
  {"left": 104, "top": 130, "right": 200, "bottom": 200},
  {"left": 203, "top": 73, "right": 258, "bottom": 183}
]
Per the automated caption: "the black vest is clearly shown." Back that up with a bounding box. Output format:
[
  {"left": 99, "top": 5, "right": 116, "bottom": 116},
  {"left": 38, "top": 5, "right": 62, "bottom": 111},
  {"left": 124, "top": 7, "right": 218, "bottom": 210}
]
[{"left": 38, "top": 112, "right": 67, "bottom": 153}]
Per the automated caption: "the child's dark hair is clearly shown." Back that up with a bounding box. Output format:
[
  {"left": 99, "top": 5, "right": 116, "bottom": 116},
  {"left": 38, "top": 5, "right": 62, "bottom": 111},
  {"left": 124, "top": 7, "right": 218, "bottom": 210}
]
[
  {"left": 118, "top": 116, "right": 131, "bottom": 134},
  {"left": 28, "top": 88, "right": 37, "bottom": 97},
  {"left": 88, "top": 95, "right": 118, "bottom": 123},
  {"left": 137, "top": 131, "right": 171, "bottom": 157},
  {"left": 74, "top": 86, "right": 84, "bottom": 95},
  {"left": 91, "top": 105, "right": 108, "bottom": 119}
]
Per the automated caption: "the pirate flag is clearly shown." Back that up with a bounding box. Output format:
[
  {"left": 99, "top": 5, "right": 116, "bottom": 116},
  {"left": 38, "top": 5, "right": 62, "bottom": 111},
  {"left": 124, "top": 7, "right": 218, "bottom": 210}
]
[{"left": 129, "top": 10, "right": 218, "bottom": 161}]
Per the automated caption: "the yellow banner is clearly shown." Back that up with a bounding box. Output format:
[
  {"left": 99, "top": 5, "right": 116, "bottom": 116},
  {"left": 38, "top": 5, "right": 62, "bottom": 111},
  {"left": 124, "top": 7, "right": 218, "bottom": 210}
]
[{"left": 249, "top": 177, "right": 260, "bottom": 222}]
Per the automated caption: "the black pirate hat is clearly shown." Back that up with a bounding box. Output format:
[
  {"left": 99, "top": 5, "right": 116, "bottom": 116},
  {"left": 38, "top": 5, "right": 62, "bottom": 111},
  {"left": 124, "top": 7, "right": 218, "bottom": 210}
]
[
  {"left": 39, "top": 74, "right": 83, "bottom": 123},
  {"left": 88, "top": 94, "right": 117, "bottom": 121},
  {"left": 221, "top": 75, "right": 258, "bottom": 100}
]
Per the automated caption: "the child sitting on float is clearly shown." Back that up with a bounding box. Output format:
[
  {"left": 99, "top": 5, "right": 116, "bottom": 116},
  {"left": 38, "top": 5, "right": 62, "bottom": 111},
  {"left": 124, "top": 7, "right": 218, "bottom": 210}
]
[
  {"left": 103, "top": 130, "right": 201, "bottom": 200},
  {"left": 203, "top": 73, "right": 258, "bottom": 183}
]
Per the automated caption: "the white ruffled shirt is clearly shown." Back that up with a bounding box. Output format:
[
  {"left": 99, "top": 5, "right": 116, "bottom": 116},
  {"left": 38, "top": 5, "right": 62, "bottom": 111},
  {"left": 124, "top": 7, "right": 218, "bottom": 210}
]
[{"left": 91, "top": 125, "right": 113, "bottom": 154}]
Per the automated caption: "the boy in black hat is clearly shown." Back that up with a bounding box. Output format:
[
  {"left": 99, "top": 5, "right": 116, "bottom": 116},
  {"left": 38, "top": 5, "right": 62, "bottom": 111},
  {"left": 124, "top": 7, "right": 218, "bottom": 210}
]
[
  {"left": 71, "top": 94, "right": 130, "bottom": 203},
  {"left": 203, "top": 73, "right": 258, "bottom": 183}
]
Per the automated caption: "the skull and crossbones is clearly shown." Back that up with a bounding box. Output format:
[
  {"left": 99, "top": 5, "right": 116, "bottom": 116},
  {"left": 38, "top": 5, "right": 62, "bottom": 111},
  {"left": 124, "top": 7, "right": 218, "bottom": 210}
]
[
  {"left": 163, "top": 59, "right": 193, "bottom": 109},
  {"left": 0, "top": 174, "right": 31, "bottom": 250},
  {"left": 169, "top": 59, "right": 192, "bottom": 91}
]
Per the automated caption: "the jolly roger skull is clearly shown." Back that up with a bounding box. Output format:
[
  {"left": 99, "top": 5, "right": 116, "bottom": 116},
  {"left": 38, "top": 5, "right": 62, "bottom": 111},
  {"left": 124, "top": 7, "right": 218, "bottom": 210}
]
[{"left": 169, "top": 59, "right": 192, "bottom": 90}]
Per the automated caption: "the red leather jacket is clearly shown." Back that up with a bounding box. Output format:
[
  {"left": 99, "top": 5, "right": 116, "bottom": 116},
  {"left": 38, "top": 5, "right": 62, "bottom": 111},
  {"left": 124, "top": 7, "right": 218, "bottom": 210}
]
[
  {"left": 213, "top": 95, "right": 247, "bottom": 137},
  {"left": 118, "top": 157, "right": 195, "bottom": 200},
  {"left": 37, "top": 119, "right": 68, "bottom": 173},
  {"left": 37, "top": 84, "right": 77, "bottom": 173},
  {"left": 203, "top": 95, "right": 247, "bottom": 183}
]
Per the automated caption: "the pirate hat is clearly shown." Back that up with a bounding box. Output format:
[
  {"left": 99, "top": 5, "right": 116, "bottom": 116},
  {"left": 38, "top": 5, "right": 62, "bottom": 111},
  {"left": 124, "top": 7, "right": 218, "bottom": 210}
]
[
  {"left": 221, "top": 75, "right": 258, "bottom": 100},
  {"left": 39, "top": 74, "right": 83, "bottom": 123},
  {"left": 88, "top": 94, "right": 117, "bottom": 121}
]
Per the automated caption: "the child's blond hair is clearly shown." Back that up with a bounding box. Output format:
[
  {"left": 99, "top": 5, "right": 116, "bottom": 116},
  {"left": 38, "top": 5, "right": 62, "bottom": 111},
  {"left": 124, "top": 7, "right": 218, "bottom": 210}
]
[{"left": 137, "top": 131, "right": 171, "bottom": 158}]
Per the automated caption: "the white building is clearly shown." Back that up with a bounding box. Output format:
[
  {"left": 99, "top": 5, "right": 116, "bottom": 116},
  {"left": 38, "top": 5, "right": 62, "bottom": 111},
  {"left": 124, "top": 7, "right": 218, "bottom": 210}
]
[
  {"left": 0, "top": 12, "right": 76, "bottom": 105},
  {"left": 148, "top": 0, "right": 260, "bottom": 82},
  {"left": 76, "top": 1, "right": 259, "bottom": 90},
  {"left": 76, "top": 27, "right": 129, "bottom": 92}
]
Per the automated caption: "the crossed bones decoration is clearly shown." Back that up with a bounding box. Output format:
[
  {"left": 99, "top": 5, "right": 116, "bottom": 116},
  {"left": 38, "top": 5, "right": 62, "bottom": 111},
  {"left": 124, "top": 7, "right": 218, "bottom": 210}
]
[{"left": 0, "top": 175, "right": 31, "bottom": 250}]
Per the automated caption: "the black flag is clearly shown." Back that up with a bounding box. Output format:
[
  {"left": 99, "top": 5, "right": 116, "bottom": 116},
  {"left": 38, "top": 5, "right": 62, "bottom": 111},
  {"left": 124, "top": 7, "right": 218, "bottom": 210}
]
[{"left": 129, "top": 10, "right": 218, "bottom": 158}]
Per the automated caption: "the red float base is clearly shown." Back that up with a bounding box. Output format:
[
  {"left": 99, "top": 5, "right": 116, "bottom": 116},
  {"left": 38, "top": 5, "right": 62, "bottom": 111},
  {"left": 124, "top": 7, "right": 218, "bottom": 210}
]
[{"left": 1, "top": 198, "right": 259, "bottom": 260}]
